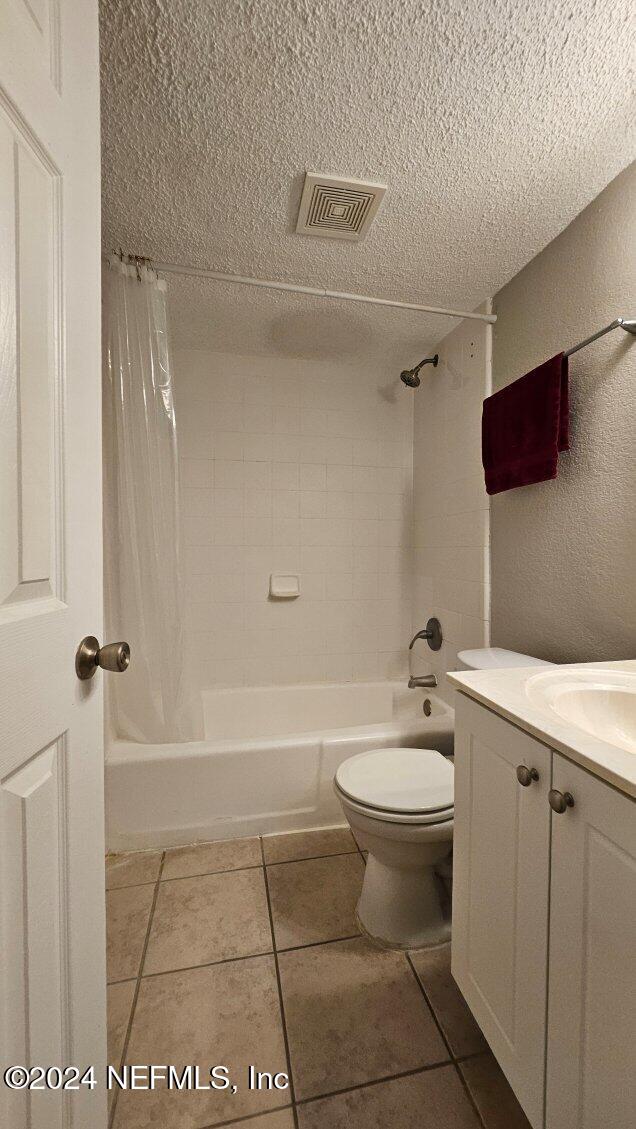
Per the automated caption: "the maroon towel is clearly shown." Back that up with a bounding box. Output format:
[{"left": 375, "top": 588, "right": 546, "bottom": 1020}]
[{"left": 482, "top": 353, "right": 569, "bottom": 495}]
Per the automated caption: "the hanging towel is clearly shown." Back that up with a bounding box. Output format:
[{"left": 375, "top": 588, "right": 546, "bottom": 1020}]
[{"left": 482, "top": 353, "right": 569, "bottom": 495}]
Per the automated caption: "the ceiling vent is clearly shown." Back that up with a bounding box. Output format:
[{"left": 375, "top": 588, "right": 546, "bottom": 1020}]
[{"left": 295, "top": 172, "right": 387, "bottom": 241}]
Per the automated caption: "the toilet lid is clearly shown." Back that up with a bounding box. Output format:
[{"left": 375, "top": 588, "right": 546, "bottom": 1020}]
[{"left": 335, "top": 748, "right": 453, "bottom": 815}]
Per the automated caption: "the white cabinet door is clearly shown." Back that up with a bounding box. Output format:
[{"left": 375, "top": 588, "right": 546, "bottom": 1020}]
[
  {"left": 546, "top": 755, "right": 636, "bottom": 1129},
  {"left": 0, "top": 3, "right": 104, "bottom": 1129},
  {"left": 452, "top": 694, "right": 551, "bottom": 1129}
]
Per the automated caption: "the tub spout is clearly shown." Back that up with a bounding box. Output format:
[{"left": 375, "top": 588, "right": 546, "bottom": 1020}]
[{"left": 408, "top": 674, "right": 438, "bottom": 689}]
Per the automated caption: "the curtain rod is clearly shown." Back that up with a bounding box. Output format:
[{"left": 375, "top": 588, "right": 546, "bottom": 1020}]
[{"left": 152, "top": 260, "right": 497, "bottom": 324}]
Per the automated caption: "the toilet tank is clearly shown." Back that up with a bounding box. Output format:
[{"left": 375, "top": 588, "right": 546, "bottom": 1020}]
[{"left": 456, "top": 647, "right": 555, "bottom": 671}]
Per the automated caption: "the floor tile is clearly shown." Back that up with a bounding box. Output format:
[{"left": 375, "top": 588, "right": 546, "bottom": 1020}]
[
  {"left": 278, "top": 936, "right": 448, "bottom": 1100},
  {"left": 107, "top": 885, "right": 155, "bottom": 983},
  {"left": 106, "top": 851, "right": 163, "bottom": 890},
  {"left": 162, "top": 836, "right": 262, "bottom": 880},
  {"left": 107, "top": 981, "right": 136, "bottom": 1113},
  {"left": 297, "top": 1064, "right": 481, "bottom": 1127},
  {"left": 409, "top": 944, "right": 487, "bottom": 1057},
  {"left": 107, "top": 980, "right": 135, "bottom": 1065},
  {"left": 113, "top": 956, "right": 288, "bottom": 1128},
  {"left": 231, "top": 1112, "right": 295, "bottom": 1128},
  {"left": 143, "top": 868, "right": 272, "bottom": 975},
  {"left": 263, "top": 826, "right": 356, "bottom": 864},
  {"left": 459, "top": 1051, "right": 532, "bottom": 1129},
  {"left": 267, "top": 853, "right": 364, "bottom": 949}
]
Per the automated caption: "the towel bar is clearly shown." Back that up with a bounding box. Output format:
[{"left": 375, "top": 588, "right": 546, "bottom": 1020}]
[{"left": 564, "top": 317, "right": 636, "bottom": 357}]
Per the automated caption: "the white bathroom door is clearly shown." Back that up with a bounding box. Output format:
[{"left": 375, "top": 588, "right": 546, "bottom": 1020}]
[{"left": 0, "top": 3, "right": 106, "bottom": 1129}]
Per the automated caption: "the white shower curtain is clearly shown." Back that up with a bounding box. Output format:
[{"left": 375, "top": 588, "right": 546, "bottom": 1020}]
[{"left": 103, "top": 255, "right": 194, "bottom": 742}]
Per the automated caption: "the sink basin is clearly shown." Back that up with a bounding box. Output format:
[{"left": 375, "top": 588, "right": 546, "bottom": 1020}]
[{"left": 525, "top": 669, "right": 636, "bottom": 753}]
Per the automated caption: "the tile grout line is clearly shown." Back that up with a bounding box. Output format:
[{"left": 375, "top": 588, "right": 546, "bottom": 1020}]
[
  {"left": 107, "top": 845, "right": 360, "bottom": 891},
  {"left": 108, "top": 850, "right": 166, "bottom": 1129},
  {"left": 262, "top": 846, "right": 359, "bottom": 867},
  {"left": 198, "top": 1100, "right": 294, "bottom": 1129},
  {"left": 404, "top": 952, "right": 487, "bottom": 1129},
  {"left": 295, "top": 1058, "right": 454, "bottom": 1107},
  {"left": 259, "top": 836, "right": 300, "bottom": 1129},
  {"left": 134, "top": 933, "right": 367, "bottom": 985},
  {"left": 108, "top": 861, "right": 263, "bottom": 889}
]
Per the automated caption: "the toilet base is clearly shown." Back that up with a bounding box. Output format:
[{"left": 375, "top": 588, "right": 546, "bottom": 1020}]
[{"left": 356, "top": 853, "right": 451, "bottom": 951}]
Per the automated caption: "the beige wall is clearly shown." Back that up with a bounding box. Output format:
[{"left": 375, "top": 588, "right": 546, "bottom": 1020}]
[
  {"left": 412, "top": 309, "right": 491, "bottom": 701},
  {"left": 173, "top": 348, "right": 414, "bottom": 689},
  {"left": 491, "top": 163, "right": 636, "bottom": 662}
]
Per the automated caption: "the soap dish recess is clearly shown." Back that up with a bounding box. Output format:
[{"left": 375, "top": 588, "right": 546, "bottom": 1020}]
[{"left": 269, "top": 574, "right": 300, "bottom": 599}]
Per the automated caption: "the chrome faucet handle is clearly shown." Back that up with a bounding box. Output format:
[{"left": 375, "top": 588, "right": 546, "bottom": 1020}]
[{"left": 408, "top": 617, "right": 442, "bottom": 652}]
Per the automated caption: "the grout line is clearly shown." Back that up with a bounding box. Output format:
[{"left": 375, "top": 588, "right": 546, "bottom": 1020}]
[
  {"left": 139, "top": 934, "right": 368, "bottom": 983},
  {"left": 108, "top": 847, "right": 360, "bottom": 890},
  {"left": 454, "top": 1058, "right": 488, "bottom": 1129},
  {"left": 260, "top": 836, "right": 300, "bottom": 1129},
  {"left": 294, "top": 1058, "right": 453, "bottom": 1106},
  {"left": 278, "top": 933, "right": 360, "bottom": 955},
  {"left": 159, "top": 862, "right": 264, "bottom": 884},
  {"left": 140, "top": 949, "right": 275, "bottom": 979},
  {"left": 263, "top": 847, "right": 359, "bottom": 867},
  {"left": 455, "top": 1050, "right": 488, "bottom": 1064},
  {"left": 197, "top": 1101, "right": 293, "bottom": 1129},
  {"left": 404, "top": 952, "right": 487, "bottom": 1129},
  {"left": 106, "top": 876, "right": 163, "bottom": 892},
  {"left": 108, "top": 850, "right": 166, "bottom": 1129}
]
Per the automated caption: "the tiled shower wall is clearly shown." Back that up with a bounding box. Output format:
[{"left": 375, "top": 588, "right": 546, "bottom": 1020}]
[
  {"left": 411, "top": 308, "right": 491, "bottom": 700},
  {"left": 173, "top": 348, "right": 414, "bottom": 690}
]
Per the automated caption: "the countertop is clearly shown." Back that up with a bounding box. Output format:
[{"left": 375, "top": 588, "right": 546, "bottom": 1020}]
[{"left": 448, "top": 659, "right": 636, "bottom": 799}]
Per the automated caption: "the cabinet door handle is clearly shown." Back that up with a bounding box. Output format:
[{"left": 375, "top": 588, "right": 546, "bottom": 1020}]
[
  {"left": 548, "top": 788, "right": 575, "bottom": 814},
  {"left": 516, "top": 765, "right": 539, "bottom": 787}
]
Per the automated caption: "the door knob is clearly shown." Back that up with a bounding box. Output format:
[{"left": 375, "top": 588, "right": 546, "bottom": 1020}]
[
  {"left": 548, "top": 788, "right": 574, "bottom": 814},
  {"left": 516, "top": 765, "right": 539, "bottom": 787},
  {"left": 76, "top": 636, "right": 131, "bottom": 680}
]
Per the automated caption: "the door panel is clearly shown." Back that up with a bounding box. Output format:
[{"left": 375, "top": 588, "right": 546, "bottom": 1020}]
[
  {"left": 1, "top": 739, "right": 67, "bottom": 1129},
  {"left": 0, "top": 111, "right": 59, "bottom": 608},
  {"left": 546, "top": 756, "right": 636, "bottom": 1129},
  {"left": 452, "top": 694, "right": 551, "bottom": 1129},
  {"left": 0, "top": 2, "right": 104, "bottom": 1127},
  {"left": 3, "top": 0, "right": 61, "bottom": 89}
]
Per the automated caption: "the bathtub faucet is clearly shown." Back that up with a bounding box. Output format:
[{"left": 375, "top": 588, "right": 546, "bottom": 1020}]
[{"left": 408, "top": 674, "right": 438, "bottom": 689}]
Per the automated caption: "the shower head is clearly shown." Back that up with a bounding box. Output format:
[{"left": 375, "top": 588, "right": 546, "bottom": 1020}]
[
  {"left": 400, "top": 354, "right": 439, "bottom": 387},
  {"left": 400, "top": 368, "right": 421, "bottom": 387}
]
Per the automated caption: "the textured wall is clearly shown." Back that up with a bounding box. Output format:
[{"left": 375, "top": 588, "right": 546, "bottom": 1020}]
[
  {"left": 412, "top": 311, "right": 491, "bottom": 701},
  {"left": 174, "top": 348, "right": 414, "bottom": 689},
  {"left": 491, "top": 164, "right": 636, "bottom": 662}
]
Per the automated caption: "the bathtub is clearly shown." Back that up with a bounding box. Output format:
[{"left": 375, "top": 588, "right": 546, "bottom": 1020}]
[{"left": 105, "top": 680, "right": 454, "bottom": 850}]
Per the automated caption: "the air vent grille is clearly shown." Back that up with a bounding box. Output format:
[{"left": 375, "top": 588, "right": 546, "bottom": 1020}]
[{"left": 296, "top": 173, "right": 386, "bottom": 241}]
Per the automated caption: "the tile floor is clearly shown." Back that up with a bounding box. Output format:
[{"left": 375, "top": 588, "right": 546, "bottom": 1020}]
[{"left": 106, "top": 827, "right": 531, "bottom": 1129}]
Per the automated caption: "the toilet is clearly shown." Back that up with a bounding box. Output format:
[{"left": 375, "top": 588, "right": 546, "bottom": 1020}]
[{"left": 335, "top": 646, "right": 554, "bottom": 950}]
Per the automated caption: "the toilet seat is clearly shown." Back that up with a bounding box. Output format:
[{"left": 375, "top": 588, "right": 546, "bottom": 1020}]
[{"left": 335, "top": 747, "right": 454, "bottom": 826}]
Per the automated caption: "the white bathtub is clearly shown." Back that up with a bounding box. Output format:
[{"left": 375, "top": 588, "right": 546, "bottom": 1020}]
[{"left": 105, "top": 681, "right": 454, "bottom": 850}]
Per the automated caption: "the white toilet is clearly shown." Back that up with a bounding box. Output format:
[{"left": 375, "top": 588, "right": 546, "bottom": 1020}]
[{"left": 335, "top": 646, "right": 554, "bottom": 951}]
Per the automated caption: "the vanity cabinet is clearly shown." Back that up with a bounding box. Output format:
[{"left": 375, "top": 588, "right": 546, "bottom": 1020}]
[
  {"left": 452, "top": 693, "right": 636, "bottom": 1129},
  {"left": 546, "top": 754, "right": 635, "bottom": 1129},
  {"left": 452, "top": 694, "right": 552, "bottom": 1128}
]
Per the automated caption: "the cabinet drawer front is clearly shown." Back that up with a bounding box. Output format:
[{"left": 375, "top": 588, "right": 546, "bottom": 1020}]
[
  {"left": 452, "top": 694, "right": 551, "bottom": 1129},
  {"left": 546, "top": 755, "right": 636, "bottom": 1129}
]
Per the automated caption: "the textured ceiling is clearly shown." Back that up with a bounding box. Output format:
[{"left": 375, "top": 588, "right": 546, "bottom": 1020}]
[{"left": 100, "top": 0, "right": 635, "bottom": 361}]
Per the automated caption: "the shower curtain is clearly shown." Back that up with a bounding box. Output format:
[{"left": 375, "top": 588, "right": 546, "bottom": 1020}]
[{"left": 103, "top": 255, "right": 194, "bottom": 742}]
